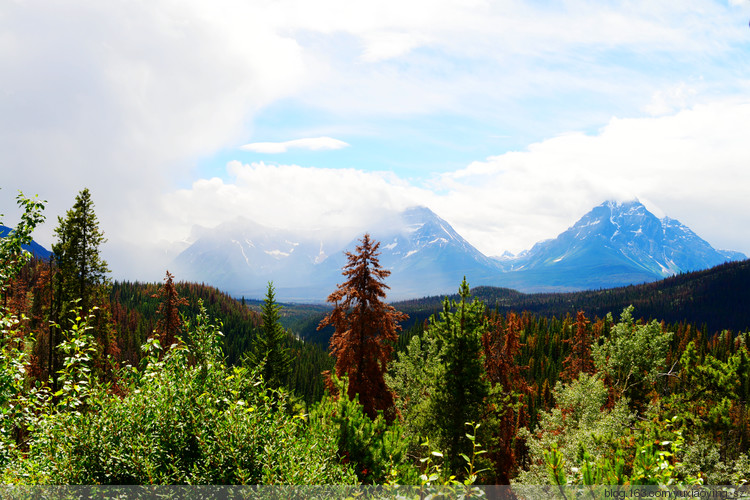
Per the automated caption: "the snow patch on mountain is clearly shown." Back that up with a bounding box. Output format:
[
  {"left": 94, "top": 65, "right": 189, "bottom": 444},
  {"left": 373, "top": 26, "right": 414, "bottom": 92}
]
[{"left": 171, "top": 201, "right": 746, "bottom": 301}]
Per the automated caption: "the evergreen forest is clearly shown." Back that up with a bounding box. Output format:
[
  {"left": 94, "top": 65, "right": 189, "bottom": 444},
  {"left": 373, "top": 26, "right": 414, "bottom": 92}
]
[{"left": 2, "top": 188, "right": 750, "bottom": 491}]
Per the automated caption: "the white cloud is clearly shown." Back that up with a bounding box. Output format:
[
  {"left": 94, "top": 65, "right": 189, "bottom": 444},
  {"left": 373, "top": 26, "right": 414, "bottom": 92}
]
[
  {"left": 645, "top": 82, "right": 701, "bottom": 116},
  {"left": 0, "top": 0, "right": 309, "bottom": 246},
  {"left": 240, "top": 137, "right": 350, "bottom": 153},
  {"left": 3, "top": 0, "right": 750, "bottom": 282},
  {"left": 161, "top": 161, "right": 429, "bottom": 239},
  {"left": 431, "top": 99, "right": 750, "bottom": 256},
  {"left": 148, "top": 99, "right": 750, "bottom": 272}
]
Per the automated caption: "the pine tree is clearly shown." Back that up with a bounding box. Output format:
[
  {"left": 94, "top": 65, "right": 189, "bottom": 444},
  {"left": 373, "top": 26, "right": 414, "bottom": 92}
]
[
  {"left": 318, "top": 234, "right": 407, "bottom": 421},
  {"left": 561, "top": 311, "right": 595, "bottom": 381},
  {"left": 482, "top": 312, "right": 530, "bottom": 483},
  {"left": 244, "top": 282, "right": 292, "bottom": 390}
]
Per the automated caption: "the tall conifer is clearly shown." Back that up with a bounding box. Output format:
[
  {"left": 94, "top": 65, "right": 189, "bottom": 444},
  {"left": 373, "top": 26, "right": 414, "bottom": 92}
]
[
  {"left": 152, "top": 270, "right": 188, "bottom": 351},
  {"left": 52, "top": 188, "right": 109, "bottom": 316},
  {"left": 318, "top": 234, "right": 407, "bottom": 421},
  {"left": 245, "top": 282, "right": 292, "bottom": 390},
  {"left": 51, "top": 188, "right": 110, "bottom": 388},
  {"left": 561, "top": 311, "right": 595, "bottom": 381},
  {"left": 428, "top": 278, "right": 490, "bottom": 474},
  {"left": 482, "top": 312, "right": 530, "bottom": 483}
]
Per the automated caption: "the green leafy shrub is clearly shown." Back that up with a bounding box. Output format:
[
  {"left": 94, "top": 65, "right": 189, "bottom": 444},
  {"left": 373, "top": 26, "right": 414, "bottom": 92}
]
[
  {"left": 308, "top": 374, "right": 416, "bottom": 484},
  {"left": 515, "top": 373, "right": 632, "bottom": 485},
  {"left": 4, "top": 304, "right": 357, "bottom": 484}
]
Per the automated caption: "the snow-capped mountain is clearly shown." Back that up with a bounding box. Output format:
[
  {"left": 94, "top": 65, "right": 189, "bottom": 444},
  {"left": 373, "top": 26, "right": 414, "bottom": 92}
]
[
  {"left": 171, "top": 217, "right": 344, "bottom": 301},
  {"left": 172, "top": 207, "right": 501, "bottom": 301},
  {"left": 496, "top": 200, "right": 746, "bottom": 291},
  {"left": 320, "top": 206, "right": 503, "bottom": 298},
  {"left": 171, "top": 200, "right": 746, "bottom": 301}
]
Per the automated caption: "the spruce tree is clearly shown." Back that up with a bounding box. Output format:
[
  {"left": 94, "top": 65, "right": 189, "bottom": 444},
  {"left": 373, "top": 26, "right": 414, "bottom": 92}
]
[
  {"left": 482, "top": 312, "right": 530, "bottom": 483},
  {"left": 561, "top": 310, "right": 595, "bottom": 381},
  {"left": 152, "top": 270, "right": 188, "bottom": 351},
  {"left": 245, "top": 282, "right": 292, "bottom": 390},
  {"left": 50, "top": 188, "right": 110, "bottom": 388},
  {"left": 52, "top": 188, "right": 110, "bottom": 316},
  {"left": 318, "top": 234, "right": 407, "bottom": 421},
  {"left": 428, "top": 277, "right": 490, "bottom": 475}
]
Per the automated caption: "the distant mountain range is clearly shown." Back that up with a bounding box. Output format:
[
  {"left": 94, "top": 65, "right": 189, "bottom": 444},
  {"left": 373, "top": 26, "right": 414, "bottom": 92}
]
[
  {"left": 172, "top": 206, "right": 500, "bottom": 301},
  {"left": 171, "top": 200, "right": 747, "bottom": 301},
  {"left": 286, "top": 259, "right": 750, "bottom": 345}
]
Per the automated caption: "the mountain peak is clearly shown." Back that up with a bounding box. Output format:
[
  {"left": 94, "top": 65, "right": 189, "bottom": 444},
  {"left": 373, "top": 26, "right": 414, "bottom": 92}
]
[
  {"left": 171, "top": 200, "right": 746, "bottom": 301},
  {"left": 0, "top": 225, "right": 51, "bottom": 259},
  {"left": 509, "top": 200, "right": 746, "bottom": 289},
  {"left": 398, "top": 205, "right": 443, "bottom": 226},
  {"left": 605, "top": 198, "right": 640, "bottom": 210}
]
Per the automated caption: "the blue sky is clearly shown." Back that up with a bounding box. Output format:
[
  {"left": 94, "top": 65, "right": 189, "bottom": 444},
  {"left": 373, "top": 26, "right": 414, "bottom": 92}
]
[{"left": 2, "top": 0, "right": 750, "bottom": 281}]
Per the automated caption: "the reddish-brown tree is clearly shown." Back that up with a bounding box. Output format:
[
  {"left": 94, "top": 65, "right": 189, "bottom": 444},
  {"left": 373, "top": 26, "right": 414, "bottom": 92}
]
[
  {"left": 152, "top": 270, "right": 188, "bottom": 351},
  {"left": 318, "top": 234, "right": 407, "bottom": 421},
  {"left": 482, "top": 312, "right": 531, "bottom": 483},
  {"left": 561, "top": 310, "right": 596, "bottom": 381}
]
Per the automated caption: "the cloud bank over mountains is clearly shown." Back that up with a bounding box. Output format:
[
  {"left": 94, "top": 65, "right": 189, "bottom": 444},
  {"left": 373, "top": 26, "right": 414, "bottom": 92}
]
[
  {"left": 165, "top": 100, "right": 750, "bottom": 264},
  {"left": 1, "top": 0, "right": 749, "bottom": 282}
]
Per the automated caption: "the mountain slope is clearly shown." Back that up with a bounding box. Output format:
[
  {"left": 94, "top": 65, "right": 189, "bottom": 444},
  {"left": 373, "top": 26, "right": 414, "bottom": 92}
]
[
  {"left": 172, "top": 217, "right": 343, "bottom": 301},
  {"left": 496, "top": 200, "right": 745, "bottom": 291},
  {"left": 319, "top": 206, "right": 503, "bottom": 299},
  {"left": 391, "top": 258, "right": 750, "bottom": 336},
  {"left": 171, "top": 200, "right": 746, "bottom": 301},
  {"left": 279, "top": 259, "right": 750, "bottom": 345},
  {"left": 0, "top": 225, "right": 52, "bottom": 259},
  {"left": 172, "top": 207, "right": 503, "bottom": 301}
]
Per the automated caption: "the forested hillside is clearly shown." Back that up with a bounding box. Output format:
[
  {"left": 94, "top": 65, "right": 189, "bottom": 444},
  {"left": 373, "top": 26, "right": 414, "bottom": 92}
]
[
  {"left": 394, "top": 259, "right": 750, "bottom": 334},
  {"left": 110, "top": 280, "right": 333, "bottom": 405},
  {"left": 2, "top": 190, "right": 750, "bottom": 488}
]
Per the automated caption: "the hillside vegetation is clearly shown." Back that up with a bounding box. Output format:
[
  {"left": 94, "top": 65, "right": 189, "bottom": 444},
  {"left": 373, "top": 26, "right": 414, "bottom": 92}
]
[{"left": 2, "top": 189, "right": 750, "bottom": 488}]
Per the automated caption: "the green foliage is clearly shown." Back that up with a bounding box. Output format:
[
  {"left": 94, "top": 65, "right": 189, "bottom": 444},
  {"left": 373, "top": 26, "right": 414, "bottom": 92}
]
[
  {"left": 309, "top": 374, "right": 416, "bottom": 484},
  {"left": 242, "top": 282, "right": 292, "bottom": 391},
  {"left": 427, "top": 278, "right": 491, "bottom": 476},
  {"left": 3, "top": 303, "right": 357, "bottom": 484},
  {"left": 415, "top": 423, "right": 488, "bottom": 489},
  {"left": 593, "top": 306, "right": 672, "bottom": 403},
  {"left": 516, "top": 372, "right": 632, "bottom": 484},
  {"left": 0, "top": 191, "right": 46, "bottom": 294},
  {"left": 538, "top": 414, "right": 703, "bottom": 487},
  {"left": 385, "top": 331, "right": 443, "bottom": 455},
  {"left": 670, "top": 341, "right": 739, "bottom": 436},
  {"left": 52, "top": 188, "right": 110, "bottom": 315},
  {"left": 53, "top": 303, "right": 99, "bottom": 414},
  {"left": 109, "top": 280, "right": 332, "bottom": 405},
  {"left": 0, "top": 192, "right": 47, "bottom": 468},
  {"left": 0, "top": 311, "right": 37, "bottom": 469}
]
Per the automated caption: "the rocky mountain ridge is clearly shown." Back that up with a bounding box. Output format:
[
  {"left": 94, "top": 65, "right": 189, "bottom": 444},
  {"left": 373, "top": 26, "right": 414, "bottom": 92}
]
[{"left": 171, "top": 201, "right": 746, "bottom": 301}]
